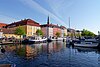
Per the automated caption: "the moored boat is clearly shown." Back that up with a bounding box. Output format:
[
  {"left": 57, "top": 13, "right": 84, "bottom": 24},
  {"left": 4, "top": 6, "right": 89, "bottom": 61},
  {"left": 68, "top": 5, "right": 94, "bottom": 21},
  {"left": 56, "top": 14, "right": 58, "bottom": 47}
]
[{"left": 74, "top": 42, "right": 98, "bottom": 48}]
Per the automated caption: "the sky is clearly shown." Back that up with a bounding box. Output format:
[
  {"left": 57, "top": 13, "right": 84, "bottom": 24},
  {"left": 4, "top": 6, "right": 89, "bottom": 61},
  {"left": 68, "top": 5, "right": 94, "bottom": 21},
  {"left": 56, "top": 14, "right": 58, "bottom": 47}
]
[{"left": 0, "top": 0, "right": 100, "bottom": 34}]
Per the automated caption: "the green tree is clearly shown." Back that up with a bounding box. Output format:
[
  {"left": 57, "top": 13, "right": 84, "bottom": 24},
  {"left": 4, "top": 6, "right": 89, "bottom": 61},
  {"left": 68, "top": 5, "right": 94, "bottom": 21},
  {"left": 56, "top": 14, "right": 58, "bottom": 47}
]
[
  {"left": 81, "top": 29, "right": 95, "bottom": 37},
  {"left": 64, "top": 33, "right": 66, "bottom": 37},
  {"left": 56, "top": 32, "right": 60, "bottom": 37},
  {"left": 15, "top": 26, "right": 26, "bottom": 39},
  {"left": 36, "top": 29, "right": 43, "bottom": 36}
]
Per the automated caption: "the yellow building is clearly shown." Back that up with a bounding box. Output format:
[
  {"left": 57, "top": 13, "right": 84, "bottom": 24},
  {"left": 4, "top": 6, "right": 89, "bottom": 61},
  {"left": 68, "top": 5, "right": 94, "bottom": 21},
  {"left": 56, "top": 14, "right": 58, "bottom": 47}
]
[
  {"left": 3, "top": 19, "right": 41, "bottom": 38},
  {"left": 2, "top": 28, "right": 20, "bottom": 39}
]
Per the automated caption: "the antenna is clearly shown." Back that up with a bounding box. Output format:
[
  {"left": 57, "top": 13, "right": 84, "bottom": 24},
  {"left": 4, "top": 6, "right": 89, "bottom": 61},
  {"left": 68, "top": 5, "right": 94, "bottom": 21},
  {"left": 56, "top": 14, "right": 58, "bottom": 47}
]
[{"left": 69, "top": 17, "right": 70, "bottom": 28}]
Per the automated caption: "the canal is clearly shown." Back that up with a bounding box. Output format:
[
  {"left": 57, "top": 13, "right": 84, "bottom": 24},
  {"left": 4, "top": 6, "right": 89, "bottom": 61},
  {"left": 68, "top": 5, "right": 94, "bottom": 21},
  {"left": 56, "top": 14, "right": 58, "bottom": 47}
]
[{"left": 0, "top": 41, "right": 100, "bottom": 67}]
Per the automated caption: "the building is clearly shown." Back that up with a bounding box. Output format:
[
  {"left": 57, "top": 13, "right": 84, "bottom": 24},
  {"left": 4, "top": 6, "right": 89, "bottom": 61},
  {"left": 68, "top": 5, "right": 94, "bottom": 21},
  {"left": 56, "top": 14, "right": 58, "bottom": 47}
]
[
  {"left": 41, "top": 24, "right": 53, "bottom": 38},
  {"left": 41, "top": 16, "right": 67, "bottom": 38},
  {"left": 0, "top": 23, "right": 7, "bottom": 28},
  {"left": 1, "top": 28, "right": 21, "bottom": 38},
  {"left": 1, "top": 18, "right": 67, "bottom": 38},
  {"left": 0, "top": 23, "right": 7, "bottom": 38},
  {"left": 67, "top": 28, "right": 81, "bottom": 37},
  {"left": 0, "top": 28, "right": 3, "bottom": 38},
  {"left": 4, "top": 19, "right": 41, "bottom": 37},
  {"left": 75, "top": 30, "right": 81, "bottom": 37},
  {"left": 67, "top": 28, "right": 76, "bottom": 37},
  {"left": 52, "top": 24, "right": 61, "bottom": 37},
  {"left": 41, "top": 17, "right": 53, "bottom": 38},
  {"left": 60, "top": 26, "right": 67, "bottom": 37}
]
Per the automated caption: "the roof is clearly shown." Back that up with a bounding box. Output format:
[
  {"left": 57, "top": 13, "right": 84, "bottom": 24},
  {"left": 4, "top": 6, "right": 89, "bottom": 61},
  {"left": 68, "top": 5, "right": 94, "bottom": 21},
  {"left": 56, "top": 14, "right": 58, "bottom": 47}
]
[
  {"left": 76, "top": 30, "right": 80, "bottom": 32},
  {"left": 67, "top": 28, "right": 75, "bottom": 32},
  {"left": 41, "top": 24, "right": 60, "bottom": 28},
  {"left": 2, "top": 28, "right": 15, "bottom": 34},
  {"left": 60, "top": 26, "right": 67, "bottom": 29},
  {"left": 0, "top": 23, "right": 7, "bottom": 28},
  {"left": 5, "top": 19, "right": 40, "bottom": 28}
]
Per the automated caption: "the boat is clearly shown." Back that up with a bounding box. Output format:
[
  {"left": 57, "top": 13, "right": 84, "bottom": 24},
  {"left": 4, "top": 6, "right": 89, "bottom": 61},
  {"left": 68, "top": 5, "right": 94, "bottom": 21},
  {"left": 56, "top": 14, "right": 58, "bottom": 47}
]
[
  {"left": 51, "top": 38, "right": 66, "bottom": 41},
  {"left": 22, "top": 38, "right": 47, "bottom": 44},
  {"left": 74, "top": 42, "right": 98, "bottom": 48},
  {"left": 75, "top": 47, "right": 98, "bottom": 53},
  {"left": 29, "top": 38, "right": 47, "bottom": 43}
]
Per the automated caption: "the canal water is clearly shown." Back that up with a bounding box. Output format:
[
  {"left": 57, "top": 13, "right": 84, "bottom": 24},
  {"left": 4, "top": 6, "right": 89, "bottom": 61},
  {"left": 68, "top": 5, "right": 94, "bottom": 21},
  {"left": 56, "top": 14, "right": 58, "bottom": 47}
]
[{"left": 0, "top": 41, "right": 100, "bottom": 67}]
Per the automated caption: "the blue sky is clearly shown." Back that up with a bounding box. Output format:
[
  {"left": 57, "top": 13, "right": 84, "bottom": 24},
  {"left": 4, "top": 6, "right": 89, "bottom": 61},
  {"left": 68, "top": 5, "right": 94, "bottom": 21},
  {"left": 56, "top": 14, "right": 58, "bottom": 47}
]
[{"left": 0, "top": 0, "right": 100, "bottom": 34}]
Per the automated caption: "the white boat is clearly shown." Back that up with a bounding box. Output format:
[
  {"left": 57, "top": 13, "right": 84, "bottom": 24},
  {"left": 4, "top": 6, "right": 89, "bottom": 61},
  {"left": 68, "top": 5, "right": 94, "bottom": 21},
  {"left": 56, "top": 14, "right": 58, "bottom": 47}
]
[
  {"left": 74, "top": 42, "right": 98, "bottom": 48},
  {"left": 51, "top": 38, "right": 66, "bottom": 41},
  {"left": 29, "top": 38, "right": 47, "bottom": 42},
  {"left": 85, "top": 38, "right": 97, "bottom": 42}
]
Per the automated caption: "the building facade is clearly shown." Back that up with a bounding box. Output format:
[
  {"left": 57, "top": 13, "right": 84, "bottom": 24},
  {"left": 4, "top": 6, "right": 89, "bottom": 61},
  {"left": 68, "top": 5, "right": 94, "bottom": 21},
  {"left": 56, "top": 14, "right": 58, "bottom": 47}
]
[
  {"left": 0, "top": 28, "right": 3, "bottom": 38},
  {"left": 41, "top": 16, "right": 67, "bottom": 38},
  {"left": 4, "top": 19, "right": 41, "bottom": 38},
  {"left": 52, "top": 24, "right": 61, "bottom": 37},
  {"left": 41, "top": 24, "right": 53, "bottom": 38},
  {"left": 0, "top": 23, "right": 7, "bottom": 38},
  {"left": 60, "top": 26, "right": 67, "bottom": 37}
]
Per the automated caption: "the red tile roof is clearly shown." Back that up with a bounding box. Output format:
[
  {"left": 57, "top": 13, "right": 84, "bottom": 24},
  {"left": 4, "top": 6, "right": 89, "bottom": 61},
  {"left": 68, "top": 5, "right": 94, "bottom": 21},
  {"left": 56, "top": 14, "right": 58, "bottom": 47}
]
[
  {"left": 5, "top": 19, "right": 40, "bottom": 28},
  {"left": 2, "top": 28, "right": 15, "bottom": 34},
  {"left": 0, "top": 23, "right": 7, "bottom": 28}
]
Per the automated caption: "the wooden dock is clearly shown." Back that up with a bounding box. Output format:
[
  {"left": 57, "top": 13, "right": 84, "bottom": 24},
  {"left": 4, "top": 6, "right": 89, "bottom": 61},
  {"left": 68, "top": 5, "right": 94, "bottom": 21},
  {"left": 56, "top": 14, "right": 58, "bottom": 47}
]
[{"left": 0, "top": 41, "right": 21, "bottom": 45}]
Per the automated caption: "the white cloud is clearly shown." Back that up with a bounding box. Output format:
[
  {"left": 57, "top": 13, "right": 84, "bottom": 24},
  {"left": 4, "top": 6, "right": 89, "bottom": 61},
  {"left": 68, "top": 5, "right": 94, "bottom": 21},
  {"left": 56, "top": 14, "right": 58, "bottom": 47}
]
[{"left": 19, "top": 0, "right": 67, "bottom": 26}]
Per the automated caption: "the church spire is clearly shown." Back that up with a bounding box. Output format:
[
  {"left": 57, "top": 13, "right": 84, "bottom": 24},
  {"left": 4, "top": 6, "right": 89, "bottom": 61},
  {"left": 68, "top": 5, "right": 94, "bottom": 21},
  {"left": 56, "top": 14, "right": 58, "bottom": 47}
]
[{"left": 47, "top": 16, "right": 50, "bottom": 24}]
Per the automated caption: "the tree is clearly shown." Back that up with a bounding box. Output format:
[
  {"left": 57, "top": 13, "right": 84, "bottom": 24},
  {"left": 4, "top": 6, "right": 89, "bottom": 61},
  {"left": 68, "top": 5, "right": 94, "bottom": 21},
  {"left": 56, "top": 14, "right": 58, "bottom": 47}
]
[
  {"left": 36, "top": 29, "right": 43, "bottom": 36},
  {"left": 81, "top": 29, "right": 96, "bottom": 37},
  {"left": 64, "top": 33, "right": 66, "bottom": 37},
  {"left": 15, "top": 26, "right": 26, "bottom": 39},
  {"left": 56, "top": 32, "right": 60, "bottom": 37}
]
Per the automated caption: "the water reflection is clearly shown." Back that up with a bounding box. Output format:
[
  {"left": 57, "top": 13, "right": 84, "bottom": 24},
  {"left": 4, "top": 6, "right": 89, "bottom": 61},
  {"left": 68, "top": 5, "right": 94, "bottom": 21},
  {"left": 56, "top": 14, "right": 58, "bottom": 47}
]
[
  {"left": 0, "top": 41, "right": 100, "bottom": 67},
  {"left": 0, "top": 41, "right": 66, "bottom": 60}
]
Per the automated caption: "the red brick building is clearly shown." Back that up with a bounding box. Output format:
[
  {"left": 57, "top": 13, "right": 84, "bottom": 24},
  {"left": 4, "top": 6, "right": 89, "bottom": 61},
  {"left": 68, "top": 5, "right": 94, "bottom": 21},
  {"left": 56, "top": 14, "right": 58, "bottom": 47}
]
[
  {"left": 51, "top": 24, "right": 61, "bottom": 37},
  {"left": 41, "top": 24, "right": 61, "bottom": 37}
]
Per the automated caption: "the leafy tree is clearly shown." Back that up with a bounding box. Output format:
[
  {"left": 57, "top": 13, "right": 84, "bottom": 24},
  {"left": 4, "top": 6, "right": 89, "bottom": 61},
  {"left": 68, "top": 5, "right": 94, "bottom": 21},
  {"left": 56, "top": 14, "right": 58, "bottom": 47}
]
[
  {"left": 36, "top": 29, "right": 43, "bottom": 36},
  {"left": 64, "top": 33, "right": 66, "bottom": 37},
  {"left": 15, "top": 26, "right": 26, "bottom": 39},
  {"left": 56, "top": 32, "right": 60, "bottom": 37},
  {"left": 75, "top": 33, "right": 81, "bottom": 37},
  {"left": 81, "top": 29, "right": 95, "bottom": 37}
]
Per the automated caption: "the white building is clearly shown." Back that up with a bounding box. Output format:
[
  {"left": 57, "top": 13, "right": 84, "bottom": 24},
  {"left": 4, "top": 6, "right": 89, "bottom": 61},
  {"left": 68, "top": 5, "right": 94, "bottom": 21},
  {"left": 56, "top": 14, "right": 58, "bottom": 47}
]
[
  {"left": 60, "top": 26, "right": 67, "bottom": 37},
  {"left": 0, "top": 29, "right": 3, "bottom": 38},
  {"left": 41, "top": 26, "right": 53, "bottom": 38}
]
